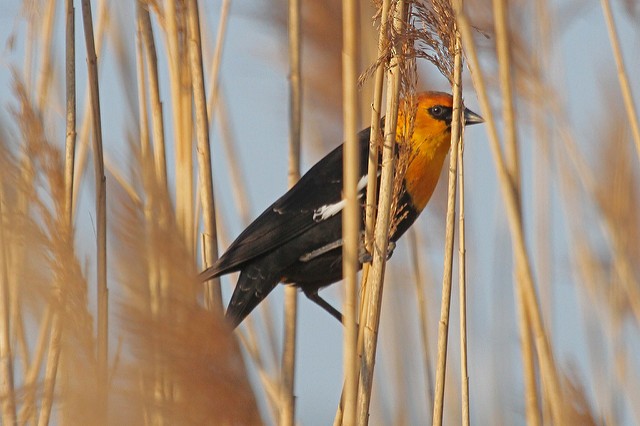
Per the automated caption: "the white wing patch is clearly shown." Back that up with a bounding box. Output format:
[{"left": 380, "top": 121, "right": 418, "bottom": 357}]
[
  {"left": 312, "top": 174, "right": 370, "bottom": 222},
  {"left": 313, "top": 199, "right": 347, "bottom": 222}
]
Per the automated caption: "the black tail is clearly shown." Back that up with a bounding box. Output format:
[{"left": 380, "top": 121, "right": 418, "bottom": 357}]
[{"left": 225, "top": 265, "right": 279, "bottom": 328}]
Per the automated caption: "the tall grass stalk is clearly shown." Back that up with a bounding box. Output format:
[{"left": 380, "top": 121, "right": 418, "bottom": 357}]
[
  {"left": 492, "top": 0, "right": 540, "bottom": 423},
  {"left": 138, "top": 4, "right": 168, "bottom": 195},
  {"left": 409, "top": 229, "right": 435, "bottom": 416},
  {"left": 452, "top": 30, "right": 470, "bottom": 426},
  {"left": 35, "top": 0, "right": 56, "bottom": 111},
  {"left": 186, "top": 0, "right": 221, "bottom": 309},
  {"left": 281, "top": 0, "right": 302, "bottom": 423},
  {"left": 457, "top": 134, "right": 469, "bottom": 426},
  {"left": 0, "top": 195, "right": 16, "bottom": 426},
  {"left": 599, "top": 0, "right": 640, "bottom": 163},
  {"left": 432, "top": 25, "right": 463, "bottom": 426},
  {"left": 455, "top": 6, "right": 565, "bottom": 423},
  {"left": 206, "top": 0, "right": 230, "bottom": 128},
  {"left": 334, "top": 1, "right": 391, "bottom": 422},
  {"left": 341, "top": 0, "right": 361, "bottom": 423},
  {"left": 80, "top": 0, "right": 108, "bottom": 418},
  {"left": 64, "top": 0, "right": 77, "bottom": 226},
  {"left": 357, "top": 2, "right": 408, "bottom": 422},
  {"left": 71, "top": 0, "right": 108, "bottom": 216}
]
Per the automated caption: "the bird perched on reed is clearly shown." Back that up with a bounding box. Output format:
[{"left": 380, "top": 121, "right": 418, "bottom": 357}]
[{"left": 199, "top": 91, "right": 483, "bottom": 328}]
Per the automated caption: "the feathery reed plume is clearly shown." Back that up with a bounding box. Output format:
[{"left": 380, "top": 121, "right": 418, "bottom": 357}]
[
  {"left": 360, "top": 0, "right": 456, "bottom": 86},
  {"left": 10, "top": 79, "right": 97, "bottom": 425},
  {"left": 111, "top": 150, "right": 260, "bottom": 424}
]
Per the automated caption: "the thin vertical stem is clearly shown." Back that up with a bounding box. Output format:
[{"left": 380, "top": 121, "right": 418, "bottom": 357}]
[
  {"left": 19, "top": 307, "right": 53, "bottom": 424},
  {"left": 206, "top": 0, "right": 231, "bottom": 124},
  {"left": 35, "top": 0, "right": 56, "bottom": 110},
  {"left": 432, "top": 29, "right": 463, "bottom": 426},
  {"left": 334, "top": 1, "right": 391, "bottom": 421},
  {"left": 364, "top": 0, "right": 392, "bottom": 255},
  {"left": 37, "top": 316, "right": 61, "bottom": 426},
  {"left": 409, "top": 229, "right": 434, "bottom": 416},
  {"left": 493, "top": 0, "right": 540, "bottom": 424},
  {"left": 455, "top": 8, "right": 564, "bottom": 424},
  {"left": 599, "top": 0, "right": 640, "bottom": 163},
  {"left": 70, "top": 0, "right": 107, "bottom": 217},
  {"left": 493, "top": 0, "right": 519, "bottom": 183},
  {"left": 64, "top": 0, "right": 76, "bottom": 226},
  {"left": 81, "top": 0, "right": 108, "bottom": 419},
  {"left": 138, "top": 3, "right": 168, "bottom": 192},
  {"left": 357, "top": 3, "right": 406, "bottom": 423},
  {"left": 458, "top": 139, "right": 469, "bottom": 426},
  {"left": 454, "top": 34, "right": 470, "bottom": 426},
  {"left": 186, "top": 0, "right": 221, "bottom": 309},
  {"left": 281, "top": 0, "right": 301, "bottom": 424},
  {"left": 342, "top": 0, "right": 360, "bottom": 424},
  {"left": 0, "top": 193, "right": 16, "bottom": 426}
]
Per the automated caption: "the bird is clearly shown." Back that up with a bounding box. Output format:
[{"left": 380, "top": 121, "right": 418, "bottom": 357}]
[{"left": 199, "top": 91, "right": 483, "bottom": 328}]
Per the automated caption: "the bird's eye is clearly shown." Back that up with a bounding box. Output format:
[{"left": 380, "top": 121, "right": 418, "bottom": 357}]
[{"left": 429, "top": 106, "right": 445, "bottom": 117}]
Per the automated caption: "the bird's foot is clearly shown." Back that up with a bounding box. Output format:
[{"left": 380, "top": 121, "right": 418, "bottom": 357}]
[{"left": 358, "top": 241, "right": 396, "bottom": 264}]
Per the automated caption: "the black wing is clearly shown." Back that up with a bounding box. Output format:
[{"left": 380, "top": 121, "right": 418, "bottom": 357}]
[{"left": 200, "top": 127, "right": 372, "bottom": 280}]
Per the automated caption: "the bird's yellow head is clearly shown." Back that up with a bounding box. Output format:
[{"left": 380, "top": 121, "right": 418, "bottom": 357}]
[{"left": 396, "top": 91, "right": 483, "bottom": 212}]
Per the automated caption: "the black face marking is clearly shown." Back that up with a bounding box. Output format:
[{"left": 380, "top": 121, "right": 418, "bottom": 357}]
[{"left": 428, "top": 105, "right": 453, "bottom": 124}]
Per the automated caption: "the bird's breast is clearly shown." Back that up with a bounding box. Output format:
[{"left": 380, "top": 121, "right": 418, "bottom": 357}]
[{"left": 402, "top": 138, "right": 450, "bottom": 212}]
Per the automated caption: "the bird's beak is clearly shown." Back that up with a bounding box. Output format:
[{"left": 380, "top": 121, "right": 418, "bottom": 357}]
[{"left": 463, "top": 107, "right": 484, "bottom": 126}]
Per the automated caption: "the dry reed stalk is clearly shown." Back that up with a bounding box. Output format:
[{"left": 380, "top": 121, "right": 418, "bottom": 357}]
[
  {"left": 342, "top": 3, "right": 393, "bottom": 421},
  {"left": 599, "top": 0, "right": 640, "bottom": 163},
  {"left": 163, "top": 0, "right": 195, "bottom": 254},
  {"left": 80, "top": 0, "right": 108, "bottom": 418},
  {"left": 186, "top": 0, "right": 221, "bottom": 309},
  {"left": 553, "top": 123, "right": 628, "bottom": 424},
  {"left": 0, "top": 190, "right": 16, "bottom": 426},
  {"left": 357, "top": 2, "right": 407, "bottom": 422},
  {"left": 111, "top": 170, "right": 260, "bottom": 424},
  {"left": 492, "top": 0, "right": 540, "bottom": 423},
  {"left": 432, "top": 26, "right": 463, "bottom": 426},
  {"left": 531, "top": 4, "right": 552, "bottom": 421},
  {"left": 237, "top": 328, "right": 281, "bottom": 423},
  {"left": 341, "top": 0, "right": 360, "bottom": 424},
  {"left": 558, "top": 107, "right": 640, "bottom": 325},
  {"left": 364, "top": 0, "right": 393, "bottom": 258},
  {"left": 138, "top": 3, "right": 168, "bottom": 194},
  {"left": 454, "top": 6, "right": 565, "bottom": 424},
  {"left": 195, "top": 95, "right": 269, "bottom": 423},
  {"left": 64, "top": 0, "right": 77, "bottom": 228},
  {"left": 533, "top": 1, "right": 552, "bottom": 304},
  {"left": 493, "top": 0, "right": 519, "bottom": 183},
  {"left": 214, "top": 91, "right": 252, "bottom": 227},
  {"left": 35, "top": 0, "right": 56, "bottom": 111},
  {"left": 452, "top": 27, "right": 470, "bottom": 425},
  {"left": 134, "top": 7, "right": 166, "bottom": 421},
  {"left": 135, "top": 3, "right": 151, "bottom": 163},
  {"left": 37, "top": 314, "right": 61, "bottom": 426},
  {"left": 18, "top": 306, "right": 53, "bottom": 423},
  {"left": 22, "top": 2, "right": 35, "bottom": 91},
  {"left": 408, "top": 229, "right": 435, "bottom": 414},
  {"left": 71, "top": 0, "right": 108, "bottom": 216},
  {"left": 457, "top": 136, "right": 469, "bottom": 426},
  {"left": 212, "top": 92, "right": 281, "bottom": 367},
  {"left": 205, "top": 0, "right": 230, "bottom": 127},
  {"left": 281, "top": 0, "right": 302, "bottom": 423}
]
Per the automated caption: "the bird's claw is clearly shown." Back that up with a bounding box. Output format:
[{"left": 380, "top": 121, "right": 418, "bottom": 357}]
[{"left": 358, "top": 241, "right": 396, "bottom": 264}]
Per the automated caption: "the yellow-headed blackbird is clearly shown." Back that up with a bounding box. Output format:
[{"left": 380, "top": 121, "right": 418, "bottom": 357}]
[{"left": 199, "top": 92, "right": 483, "bottom": 328}]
